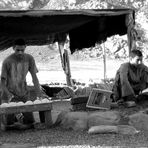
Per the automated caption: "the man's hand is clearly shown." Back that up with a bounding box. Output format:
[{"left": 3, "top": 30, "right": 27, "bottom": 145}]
[
  {"left": 1, "top": 91, "right": 14, "bottom": 103},
  {"left": 8, "top": 92, "right": 14, "bottom": 101}
]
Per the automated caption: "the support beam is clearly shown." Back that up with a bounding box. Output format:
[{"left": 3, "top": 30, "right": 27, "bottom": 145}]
[
  {"left": 63, "top": 49, "right": 73, "bottom": 87},
  {"left": 126, "top": 12, "right": 136, "bottom": 54},
  {"left": 102, "top": 42, "right": 107, "bottom": 81},
  {"left": 58, "top": 41, "right": 73, "bottom": 87}
]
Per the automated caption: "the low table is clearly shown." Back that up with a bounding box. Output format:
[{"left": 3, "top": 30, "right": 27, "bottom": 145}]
[{"left": 0, "top": 102, "right": 53, "bottom": 130}]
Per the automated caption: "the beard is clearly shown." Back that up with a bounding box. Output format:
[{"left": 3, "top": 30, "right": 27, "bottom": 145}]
[{"left": 15, "top": 54, "right": 24, "bottom": 60}]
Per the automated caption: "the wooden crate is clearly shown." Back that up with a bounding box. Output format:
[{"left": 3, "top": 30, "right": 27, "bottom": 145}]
[{"left": 86, "top": 88, "right": 112, "bottom": 110}]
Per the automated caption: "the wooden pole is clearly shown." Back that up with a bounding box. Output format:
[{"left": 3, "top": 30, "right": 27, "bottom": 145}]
[
  {"left": 126, "top": 12, "right": 135, "bottom": 55},
  {"left": 102, "top": 42, "right": 107, "bottom": 82},
  {"left": 63, "top": 49, "right": 73, "bottom": 87},
  {"left": 58, "top": 42, "right": 73, "bottom": 87},
  {"left": 58, "top": 42, "right": 65, "bottom": 70}
]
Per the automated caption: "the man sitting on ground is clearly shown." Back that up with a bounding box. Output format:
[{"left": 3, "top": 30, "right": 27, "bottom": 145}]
[{"left": 112, "top": 49, "right": 148, "bottom": 107}]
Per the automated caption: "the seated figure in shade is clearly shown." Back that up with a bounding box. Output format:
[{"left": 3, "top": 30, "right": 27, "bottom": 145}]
[{"left": 112, "top": 49, "right": 148, "bottom": 107}]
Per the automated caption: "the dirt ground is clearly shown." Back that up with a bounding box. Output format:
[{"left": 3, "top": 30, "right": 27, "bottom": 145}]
[
  {"left": 1, "top": 92, "right": 148, "bottom": 147},
  {"left": 1, "top": 100, "right": 148, "bottom": 148}
]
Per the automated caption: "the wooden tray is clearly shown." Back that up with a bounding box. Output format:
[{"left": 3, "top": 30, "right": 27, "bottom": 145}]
[{"left": 0, "top": 102, "right": 52, "bottom": 115}]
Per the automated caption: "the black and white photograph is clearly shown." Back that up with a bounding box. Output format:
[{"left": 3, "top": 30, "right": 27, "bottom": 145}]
[{"left": 0, "top": 0, "right": 148, "bottom": 148}]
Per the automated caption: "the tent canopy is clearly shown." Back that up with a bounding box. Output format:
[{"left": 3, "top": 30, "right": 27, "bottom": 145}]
[{"left": 0, "top": 9, "right": 135, "bottom": 53}]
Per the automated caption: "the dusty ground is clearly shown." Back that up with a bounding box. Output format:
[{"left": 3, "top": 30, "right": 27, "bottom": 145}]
[{"left": 1, "top": 100, "right": 148, "bottom": 148}]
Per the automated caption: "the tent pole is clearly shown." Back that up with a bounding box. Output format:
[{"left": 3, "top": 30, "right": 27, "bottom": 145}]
[
  {"left": 63, "top": 49, "right": 73, "bottom": 87},
  {"left": 102, "top": 42, "right": 107, "bottom": 82},
  {"left": 58, "top": 42, "right": 73, "bottom": 87},
  {"left": 126, "top": 12, "right": 135, "bottom": 55},
  {"left": 58, "top": 42, "right": 65, "bottom": 70}
]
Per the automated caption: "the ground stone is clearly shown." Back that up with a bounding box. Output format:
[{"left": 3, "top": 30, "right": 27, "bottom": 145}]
[
  {"left": 128, "top": 112, "right": 148, "bottom": 131},
  {"left": 88, "top": 111, "right": 120, "bottom": 128}
]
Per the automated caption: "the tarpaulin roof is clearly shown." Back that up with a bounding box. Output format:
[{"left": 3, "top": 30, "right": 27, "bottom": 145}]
[{"left": 0, "top": 9, "right": 135, "bottom": 53}]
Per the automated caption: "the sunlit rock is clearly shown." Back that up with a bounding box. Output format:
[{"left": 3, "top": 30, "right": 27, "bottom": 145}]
[
  {"left": 1, "top": 103, "right": 9, "bottom": 108},
  {"left": 17, "top": 101, "right": 25, "bottom": 106},
  {"left": 9, "top": 102, "right": 17, "bottom": 107},
  {"left": 41, "top": 98, "right": 50, "bottom": 103},
  {"left": 33, "top": 100, "right": 41, "bottom": 104},
  {"left": 25, "top": 100, "right": 33, "bottom": 105}
]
